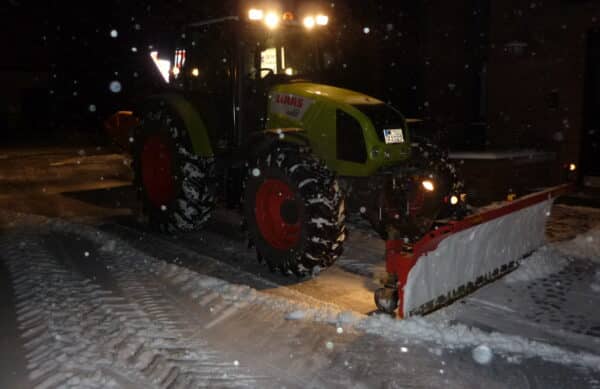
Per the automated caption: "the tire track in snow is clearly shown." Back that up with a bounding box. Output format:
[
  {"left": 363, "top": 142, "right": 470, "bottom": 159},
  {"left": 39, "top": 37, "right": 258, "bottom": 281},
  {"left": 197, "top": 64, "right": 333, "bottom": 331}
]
[
  {"left": 4, "top": 215, "right": 600, "bottom": 388},
  {"left": 100, "top": 222, "right": 350, "bottom": 313},
  {"left": 1, "top": 233, "right": 260, "bottom": 389}
]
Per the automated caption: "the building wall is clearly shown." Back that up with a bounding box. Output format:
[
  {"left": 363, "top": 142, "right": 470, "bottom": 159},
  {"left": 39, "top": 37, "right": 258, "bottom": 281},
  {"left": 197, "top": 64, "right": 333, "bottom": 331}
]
[
  {"left": 486, "top": 0, "right": 600, "bottom": 165},
  {"left": 419, "top": 1, "right": 473, "bottom": 144},
  {"left": 408, "top": 0, "right": 600, "bottom": 167}
]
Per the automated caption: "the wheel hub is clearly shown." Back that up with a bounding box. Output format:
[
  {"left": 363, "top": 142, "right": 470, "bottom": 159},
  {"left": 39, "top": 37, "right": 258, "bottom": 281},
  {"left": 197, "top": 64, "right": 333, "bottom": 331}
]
[
  {"left": 255, "top": 179, "right": 301, "bottom": 250},
  {"left": 280, "top": 199, "right": 300, "bottom": 224},
  {"left": 141, "top": 135, "right": 175, "bottom": 208}
]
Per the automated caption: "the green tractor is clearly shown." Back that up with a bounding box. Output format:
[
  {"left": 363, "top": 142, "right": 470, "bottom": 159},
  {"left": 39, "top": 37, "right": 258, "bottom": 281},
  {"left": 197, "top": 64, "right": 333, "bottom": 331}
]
[{"left": 132, "top": 5, "right": 465, "bottom": 276}]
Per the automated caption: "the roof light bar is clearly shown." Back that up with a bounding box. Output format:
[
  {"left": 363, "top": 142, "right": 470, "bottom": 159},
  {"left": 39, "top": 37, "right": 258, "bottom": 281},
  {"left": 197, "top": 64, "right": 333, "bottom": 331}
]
[{"left": 247, "top": 8, "right": 328, "bottom": 29}]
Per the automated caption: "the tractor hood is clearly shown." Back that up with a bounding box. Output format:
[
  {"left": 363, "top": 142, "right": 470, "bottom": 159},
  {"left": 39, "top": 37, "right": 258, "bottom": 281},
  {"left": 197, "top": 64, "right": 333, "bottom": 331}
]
[
  {"left": 267, "top": 82, "right": 411, "bottom": 177},
  {"left": 269, "top": 82, "right": 384, "bottom": 112}
]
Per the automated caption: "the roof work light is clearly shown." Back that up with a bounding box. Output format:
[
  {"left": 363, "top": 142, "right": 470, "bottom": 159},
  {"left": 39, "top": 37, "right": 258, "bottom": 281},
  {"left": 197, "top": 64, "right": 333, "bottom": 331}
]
[
  {"left": 248, "top": 8, "right": 264, "bottom": 21},
  {"left": 247, "top": 7, "right": 328, "bottom": 30},
  {"left": 303, "top": 16, "right": 315, "bottom": 29},
  {"left": 315, "top": 14, "right": 329, "bottom": 26},
  {"left": 264, "top": 11, "right": 280, "bottom": 29}
]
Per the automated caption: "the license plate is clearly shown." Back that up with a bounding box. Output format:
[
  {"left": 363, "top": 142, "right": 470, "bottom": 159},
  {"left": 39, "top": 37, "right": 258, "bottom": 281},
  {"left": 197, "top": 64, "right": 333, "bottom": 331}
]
[{"left": 383, "top": 129, "right": 405, "bottom": 144}]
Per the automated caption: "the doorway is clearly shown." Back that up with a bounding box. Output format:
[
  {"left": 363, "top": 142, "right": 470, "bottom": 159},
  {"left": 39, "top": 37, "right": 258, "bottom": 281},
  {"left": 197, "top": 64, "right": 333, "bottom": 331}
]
[{"left": 582, "top": 29, "right": 600, "bottom": 187}]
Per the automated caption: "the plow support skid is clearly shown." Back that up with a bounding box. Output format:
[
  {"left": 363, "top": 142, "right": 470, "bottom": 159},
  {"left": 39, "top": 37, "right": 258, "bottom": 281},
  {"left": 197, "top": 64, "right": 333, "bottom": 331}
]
[{"left": 386, "top": 184, "right": 572, "bottom": 318}]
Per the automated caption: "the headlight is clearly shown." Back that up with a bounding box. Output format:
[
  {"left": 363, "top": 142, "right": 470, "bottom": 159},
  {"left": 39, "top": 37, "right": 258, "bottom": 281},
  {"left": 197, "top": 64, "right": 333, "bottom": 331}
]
[
  {"left": 450, "top": 195, "right": 459, "bottom": 205},
  {"left": 422, "top": 180, "right": 435, "bottom": 192},
  {"left": 568, "top": 163, "right": 577, "bottom": 172}
]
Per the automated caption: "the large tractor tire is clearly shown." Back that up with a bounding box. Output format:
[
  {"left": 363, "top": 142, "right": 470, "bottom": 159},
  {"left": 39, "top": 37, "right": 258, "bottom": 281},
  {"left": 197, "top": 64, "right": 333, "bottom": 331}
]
[
  {"left": 133, "top": 105, "right": 215, "bottom": 233},
  {"left": 244, "top": 145, "right": 346, "bottom": 276}
]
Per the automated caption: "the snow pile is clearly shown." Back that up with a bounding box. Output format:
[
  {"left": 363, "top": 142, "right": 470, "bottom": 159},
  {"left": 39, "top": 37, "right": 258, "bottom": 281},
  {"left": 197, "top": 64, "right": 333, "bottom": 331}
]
[
  {"left": 358, "top": 315, "right": 600, "bottom": 371},
  {"left": 555, "top": 227, "right": 600, "bottom": 262},
  {"left": 504, "top": 246, "right": 570, "bottom": 284},
  {"left": 505, "top": 225, "right": 600, "bottom": 284},
  {"left": 285, "top": 310, "right": 307, "bottom": 320}
]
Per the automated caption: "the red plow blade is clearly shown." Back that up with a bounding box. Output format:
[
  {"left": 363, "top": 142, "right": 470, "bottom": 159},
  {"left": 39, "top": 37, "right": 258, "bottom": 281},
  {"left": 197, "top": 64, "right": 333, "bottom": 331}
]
[{"left": 381, "top": 184, "right": 573, "bottom": 318}]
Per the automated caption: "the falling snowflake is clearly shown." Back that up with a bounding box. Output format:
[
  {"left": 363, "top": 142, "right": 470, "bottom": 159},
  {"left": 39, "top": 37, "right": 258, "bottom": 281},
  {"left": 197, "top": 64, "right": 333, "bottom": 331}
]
[
  {"left": 472, "top": 344, "right": 493, "bottom": 364},
  {"left": 110, "top": 29, "right": 118, "bottom": 38},
  {"left": 109, "top": 81, "right": 122, "bottom": 93}
]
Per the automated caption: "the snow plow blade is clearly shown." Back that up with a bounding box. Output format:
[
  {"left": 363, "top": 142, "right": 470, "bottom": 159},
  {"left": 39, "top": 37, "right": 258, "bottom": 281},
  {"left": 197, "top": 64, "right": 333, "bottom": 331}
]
[{"left": 381, "top": 184, "right": 573, "bottom": 318}]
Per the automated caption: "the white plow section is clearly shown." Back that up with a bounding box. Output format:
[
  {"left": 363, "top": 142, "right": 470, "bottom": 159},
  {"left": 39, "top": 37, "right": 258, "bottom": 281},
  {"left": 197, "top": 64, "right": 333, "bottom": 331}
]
[
  {"left": 383, "top": 184, "right": 572, "bottom": 318},
  {"left": 404, "top": 199, "right": 552, "bottom": 315}
]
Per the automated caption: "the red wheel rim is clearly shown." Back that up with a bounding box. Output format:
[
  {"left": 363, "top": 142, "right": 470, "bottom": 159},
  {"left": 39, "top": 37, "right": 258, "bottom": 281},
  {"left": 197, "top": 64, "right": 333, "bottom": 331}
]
[
  {"left": 141, "top": 135, "right": 175, "bottom": 208},
  {"left": 255, "top": 179, "right": 301, "bottom": 250}
]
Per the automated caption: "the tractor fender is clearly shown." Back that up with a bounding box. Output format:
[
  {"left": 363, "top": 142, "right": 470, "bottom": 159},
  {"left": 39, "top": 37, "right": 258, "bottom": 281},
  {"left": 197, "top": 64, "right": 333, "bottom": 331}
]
[
  {"left": 246, "top": 128, "right": 310, "bottom": 159},
  {"left": 136, "top": 93, "right": 214, "bottom": 158}
]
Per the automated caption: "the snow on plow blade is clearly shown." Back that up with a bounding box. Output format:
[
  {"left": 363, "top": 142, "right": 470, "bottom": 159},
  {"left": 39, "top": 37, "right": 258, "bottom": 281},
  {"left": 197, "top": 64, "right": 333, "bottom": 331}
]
[{"left": 384, "top": 184, "right": 573, "bottom": 318}]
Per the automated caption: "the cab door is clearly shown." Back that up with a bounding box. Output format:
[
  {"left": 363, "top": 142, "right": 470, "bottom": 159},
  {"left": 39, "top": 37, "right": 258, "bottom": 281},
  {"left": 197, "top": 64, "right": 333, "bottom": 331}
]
[{"left": 179, "top": 24, "right": 235, "bottom": 154}]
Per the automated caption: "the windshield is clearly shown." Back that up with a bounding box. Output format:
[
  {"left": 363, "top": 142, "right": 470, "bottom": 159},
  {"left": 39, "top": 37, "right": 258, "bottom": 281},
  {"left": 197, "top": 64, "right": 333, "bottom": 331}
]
[{"left": 245, "top": 27, "right": 329, "bottom": 79}]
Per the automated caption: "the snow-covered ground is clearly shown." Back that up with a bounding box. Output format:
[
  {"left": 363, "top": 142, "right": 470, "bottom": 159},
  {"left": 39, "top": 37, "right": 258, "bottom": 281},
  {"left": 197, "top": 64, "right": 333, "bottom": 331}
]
[{"left": 1, "top": 148, "right": 600, "bottom": 388}]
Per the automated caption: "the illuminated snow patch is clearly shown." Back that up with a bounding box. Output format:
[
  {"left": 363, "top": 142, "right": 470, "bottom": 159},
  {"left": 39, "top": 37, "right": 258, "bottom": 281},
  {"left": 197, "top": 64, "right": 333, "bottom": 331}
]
[{"left": 555, "top": 227, "right": 600, "bottom": 262}]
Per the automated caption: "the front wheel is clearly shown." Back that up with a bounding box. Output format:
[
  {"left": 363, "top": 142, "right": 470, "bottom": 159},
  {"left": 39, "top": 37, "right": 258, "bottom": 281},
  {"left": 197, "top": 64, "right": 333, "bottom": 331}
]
[{"left": 244, "top": 146, "right": 346, "bottom": 276}]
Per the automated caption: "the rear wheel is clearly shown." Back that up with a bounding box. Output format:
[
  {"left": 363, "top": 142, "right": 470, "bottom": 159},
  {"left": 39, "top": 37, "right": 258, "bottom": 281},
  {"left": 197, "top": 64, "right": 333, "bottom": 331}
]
[
  {"left": 244, "top": 146, "right": 346, "bottom": 275},
  {"left": 133, "top": 106, "right": 215, "bottom": 233}
]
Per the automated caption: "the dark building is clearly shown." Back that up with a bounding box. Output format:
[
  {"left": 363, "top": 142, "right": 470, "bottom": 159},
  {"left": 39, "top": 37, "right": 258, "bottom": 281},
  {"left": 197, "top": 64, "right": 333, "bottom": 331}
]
[
  {"left": 368, "top": 0, "right": 600, "bottom": 189},
  {"left": 3, "top": 0, "right": 599, "bottom": 190}
]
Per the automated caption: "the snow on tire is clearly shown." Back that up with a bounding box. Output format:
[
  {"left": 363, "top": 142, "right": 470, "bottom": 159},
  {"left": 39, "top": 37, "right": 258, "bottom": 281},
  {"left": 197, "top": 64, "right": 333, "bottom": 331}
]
[
  {"left": 244, "top": 145, "right": 346, "bottom": 276},
  {"left": 133, "top": 105, "right": 215, "bottom": 233}
]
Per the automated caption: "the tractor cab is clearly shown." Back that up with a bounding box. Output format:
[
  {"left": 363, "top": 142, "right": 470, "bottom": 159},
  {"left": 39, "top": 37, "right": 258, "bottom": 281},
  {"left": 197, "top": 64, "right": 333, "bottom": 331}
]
[{"left": 150, "top": 8, "right": 334, "bottom": 153}]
